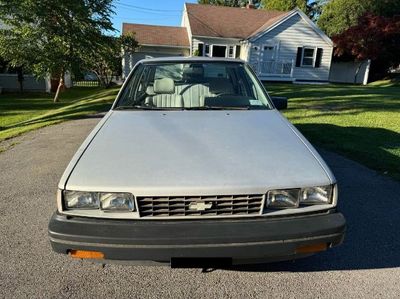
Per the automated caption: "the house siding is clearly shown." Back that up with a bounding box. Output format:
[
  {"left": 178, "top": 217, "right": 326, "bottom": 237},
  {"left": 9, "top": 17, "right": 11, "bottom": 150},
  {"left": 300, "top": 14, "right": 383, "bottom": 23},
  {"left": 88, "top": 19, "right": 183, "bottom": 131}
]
[
  {"left": 0, "top": 74, "right": 46, "bottom": 92},
  {"left": 0, "top": 22, "right": 47, "bottom": 92},
  {"left": 249, "top": 14, "right": 333, "bottom": 81},
  {"left": 181, "top": 9, "right": 193, "bottom": 55}
]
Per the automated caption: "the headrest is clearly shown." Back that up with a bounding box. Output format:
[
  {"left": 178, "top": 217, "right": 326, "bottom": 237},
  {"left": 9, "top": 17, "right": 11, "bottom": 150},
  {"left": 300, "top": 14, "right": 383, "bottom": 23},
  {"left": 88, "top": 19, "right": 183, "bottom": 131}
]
[
  {"left": 209, "top": 78, "right": 234, "bottom": 95},
  {"left": 146, "top": 86, "right": 155, "bottom": 95},
  {"left": 153, "top": 78, "right": 175, "bottom": 94}
]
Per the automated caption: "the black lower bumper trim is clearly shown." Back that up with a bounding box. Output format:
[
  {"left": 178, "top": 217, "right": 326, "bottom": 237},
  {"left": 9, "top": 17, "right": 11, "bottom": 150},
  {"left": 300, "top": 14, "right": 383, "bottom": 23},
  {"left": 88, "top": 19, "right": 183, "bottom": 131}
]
[{"left": 48, "top": 211, "right": 346, "bottom": 263}]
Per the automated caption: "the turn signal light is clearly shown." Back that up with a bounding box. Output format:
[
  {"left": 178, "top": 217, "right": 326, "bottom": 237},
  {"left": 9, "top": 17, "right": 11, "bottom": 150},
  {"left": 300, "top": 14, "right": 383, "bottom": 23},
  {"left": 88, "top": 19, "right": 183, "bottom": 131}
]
[
  {"left": 296, "top": 243, "right": 327, "bottom": 254},
  {"left": 69, "top": 250, "right": 104, "bottom": 259}
]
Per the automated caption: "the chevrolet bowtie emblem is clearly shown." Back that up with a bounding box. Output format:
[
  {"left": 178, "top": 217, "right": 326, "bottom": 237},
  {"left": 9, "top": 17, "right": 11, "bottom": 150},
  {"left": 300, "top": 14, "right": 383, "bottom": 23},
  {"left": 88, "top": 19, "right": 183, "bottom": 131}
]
[{"left": 189, "top": 201, "right": 213, "bottom": 211}]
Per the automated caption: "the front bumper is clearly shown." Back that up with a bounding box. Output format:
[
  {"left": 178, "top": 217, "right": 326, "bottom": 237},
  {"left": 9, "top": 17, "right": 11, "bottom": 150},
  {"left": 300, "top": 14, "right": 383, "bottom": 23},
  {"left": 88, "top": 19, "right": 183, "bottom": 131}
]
[{"left": 48, "top": 211, "right": 345, "bottom": 265}]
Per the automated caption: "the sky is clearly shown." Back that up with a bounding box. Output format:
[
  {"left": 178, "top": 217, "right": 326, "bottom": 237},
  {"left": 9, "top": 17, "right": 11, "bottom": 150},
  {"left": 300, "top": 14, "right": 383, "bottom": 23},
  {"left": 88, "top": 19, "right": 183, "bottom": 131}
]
[{"left": 111, "top": 0, "right": 197, "bottom": 35}]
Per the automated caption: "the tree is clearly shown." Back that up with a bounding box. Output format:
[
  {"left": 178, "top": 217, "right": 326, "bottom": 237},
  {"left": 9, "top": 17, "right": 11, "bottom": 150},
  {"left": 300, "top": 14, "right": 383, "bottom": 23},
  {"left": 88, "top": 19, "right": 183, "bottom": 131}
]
[
  {"left": 372, "top": 0, "right": 400, "bottom": 18},
  {"left": 0, "top": 0, "right": 115, "bottom": 102},
  {"left": 261, "top": 0, "right": 307, "bottom": 12},
  {"left": 198, "top": 0, "right": 261, "bottom": 7},
  {"left": 84, "top": 33, "right": 138, "bottom": 88},
  {"left": 317, "top": 0, "right": 400, "bottom": 37},
  {"left": 317, "top": 0, "right": 374, "bottom": 36},
  {"left": 333, "top": 13, "right": 400, "bottom": 81},
  {"left": 0, "top": 21, "right": 35, "bottom": 93}
]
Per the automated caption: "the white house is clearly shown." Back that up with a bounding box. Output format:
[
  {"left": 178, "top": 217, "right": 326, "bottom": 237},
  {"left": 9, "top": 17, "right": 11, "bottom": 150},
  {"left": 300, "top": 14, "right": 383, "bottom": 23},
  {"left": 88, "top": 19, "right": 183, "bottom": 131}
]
[{"left": 122, "top": 3, "right": 334, "bottom": 83}]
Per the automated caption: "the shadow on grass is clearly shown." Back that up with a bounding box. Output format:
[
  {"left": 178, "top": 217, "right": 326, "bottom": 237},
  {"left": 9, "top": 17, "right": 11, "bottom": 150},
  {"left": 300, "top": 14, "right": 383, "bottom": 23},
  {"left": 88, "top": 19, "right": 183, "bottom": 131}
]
[
  {"left": 296, "top": 124, "right": 400, "bottom": 180},
  {"left": 267, "top": 83, "right": 400, "bottom": 109},
  {"left": 0, "top": 87, "right": 118, "bottom": 132},
  {"left": 291, "top": 96, "right": 400, "bottom": 113},
  {"left": 2, "top": 101, "right": 112, "bottom": 131}
]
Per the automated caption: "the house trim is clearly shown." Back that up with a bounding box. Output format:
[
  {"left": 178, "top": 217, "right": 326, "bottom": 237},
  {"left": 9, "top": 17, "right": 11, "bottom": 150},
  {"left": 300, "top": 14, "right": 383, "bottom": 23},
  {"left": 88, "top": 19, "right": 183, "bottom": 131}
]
[
  {"left": 182, "top": 4, "right": 194, "bottom": 55},
  {"left": 139, "top": 44, "right": 190, "bottom": 49},
  {"left": 249, "top": 8, "right": 333, "bottom": 46},
  {"left": 192, "top": 35, "right": 242, "bottom": 41}
]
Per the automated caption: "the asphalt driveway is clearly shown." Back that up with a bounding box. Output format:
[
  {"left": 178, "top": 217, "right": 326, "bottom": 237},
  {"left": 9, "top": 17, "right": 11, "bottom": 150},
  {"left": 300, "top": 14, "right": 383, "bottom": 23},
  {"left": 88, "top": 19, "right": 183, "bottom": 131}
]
[{"left": 0, "top": 116, "right": 399, "bottom": 298}]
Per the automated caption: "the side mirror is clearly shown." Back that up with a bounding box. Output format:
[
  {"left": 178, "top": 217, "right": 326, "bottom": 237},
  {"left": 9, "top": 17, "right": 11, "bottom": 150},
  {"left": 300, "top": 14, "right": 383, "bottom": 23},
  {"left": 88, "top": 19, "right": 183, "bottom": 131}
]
[{"left": 271, "top": 96, "right": 288, "bottom": 110}]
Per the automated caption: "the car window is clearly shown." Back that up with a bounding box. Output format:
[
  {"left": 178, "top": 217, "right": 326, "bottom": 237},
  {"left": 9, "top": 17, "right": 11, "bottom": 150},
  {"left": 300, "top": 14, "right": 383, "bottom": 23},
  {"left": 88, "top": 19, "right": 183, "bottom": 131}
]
[
  {"left": 154, "top": 64, "right": 183, "bottom": 81},
  {"left": 115, "top": 62, "right": 271, "bottom": 110},
  {"left": 204, "top": 64, "right": 227, "bottom": 78}
]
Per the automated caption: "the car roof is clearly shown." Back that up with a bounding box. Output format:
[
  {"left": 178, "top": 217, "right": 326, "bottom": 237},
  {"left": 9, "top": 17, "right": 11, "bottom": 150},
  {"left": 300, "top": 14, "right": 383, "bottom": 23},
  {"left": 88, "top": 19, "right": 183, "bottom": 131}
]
[{"left": 139, "top": 56, "right": 245, "bottom": 64}]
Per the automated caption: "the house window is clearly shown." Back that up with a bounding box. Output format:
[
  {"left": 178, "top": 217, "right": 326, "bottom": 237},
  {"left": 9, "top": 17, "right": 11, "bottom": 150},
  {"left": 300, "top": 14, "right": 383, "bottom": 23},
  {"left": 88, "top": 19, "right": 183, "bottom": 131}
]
[
  {"left": 211, "top": 45, "right": 227, "bottom": 57},
  {"left": 205, "top": 44, "right": 210, "bottom": 56},
  {"left": 301, "top": 47, "right": 316, "bottom": 67},
  {"left": 197, "top": 43, "right": 204, "bottom": 56},
  {"left": 202, "top": 44, "right": 240, "bottom": 58},
  {"left": 235, "top": 45, "right": 241, "bottom": 58},
  {"left": 228, "top": 46, "right": 235, "bottom": 58}
]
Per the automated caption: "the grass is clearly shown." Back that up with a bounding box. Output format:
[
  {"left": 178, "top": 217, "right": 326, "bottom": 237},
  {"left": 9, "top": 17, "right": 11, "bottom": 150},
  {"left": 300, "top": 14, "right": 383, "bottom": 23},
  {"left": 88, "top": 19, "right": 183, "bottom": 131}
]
[
  {"left": 1, "top": 82, "right": 399, "bottom": 180},
  {"left": 266, "top": 82, "right": 400, "bottom": 180},
  {"left": 0, "top": 87, "right": 119, "bottom": 142}
]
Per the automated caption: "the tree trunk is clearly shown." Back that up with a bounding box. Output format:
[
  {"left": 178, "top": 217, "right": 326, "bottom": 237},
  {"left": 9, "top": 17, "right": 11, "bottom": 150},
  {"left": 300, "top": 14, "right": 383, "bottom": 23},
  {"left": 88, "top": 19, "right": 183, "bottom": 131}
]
[
  {"left": 17, "top": 67, "right": 24, "bottom": 93},
  {"left": 53, "top": 71, "right": 65, "bottom": 103},
  {"left": 18, "top": 80, "right": 24, "bottom": 93}
]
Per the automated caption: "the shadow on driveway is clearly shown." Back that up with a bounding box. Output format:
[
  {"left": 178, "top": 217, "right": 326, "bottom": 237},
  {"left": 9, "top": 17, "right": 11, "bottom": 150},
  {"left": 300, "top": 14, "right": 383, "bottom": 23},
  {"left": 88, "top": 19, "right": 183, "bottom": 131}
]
[{"left": 228, "top": 149, "right": 400, "bottom": 272}]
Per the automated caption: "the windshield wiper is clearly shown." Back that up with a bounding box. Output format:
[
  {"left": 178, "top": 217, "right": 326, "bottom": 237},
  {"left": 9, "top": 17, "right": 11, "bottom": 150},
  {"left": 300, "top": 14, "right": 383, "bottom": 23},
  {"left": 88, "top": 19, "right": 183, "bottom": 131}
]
[
  {"left": 184, "top": 106, "right": 253, "bottom": 110},
  {"left": 183, "top": 106, "right": 224, "bottom": 110},
  {"left": 115, "top": 105, "right": 265, "bottom": 111},
  {"left": 114, "top": 105, "right": 182, "bottom": 111}
]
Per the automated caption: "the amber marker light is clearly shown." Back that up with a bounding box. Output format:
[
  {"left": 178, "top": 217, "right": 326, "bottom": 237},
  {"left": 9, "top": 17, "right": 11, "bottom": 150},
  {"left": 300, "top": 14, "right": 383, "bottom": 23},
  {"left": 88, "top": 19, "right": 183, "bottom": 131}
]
[
  {"left": 296, "top": 243, "right": 328, "bottom": 254},
  {"left": 69, "top": 250, "right": 104, "bottom": 259}
]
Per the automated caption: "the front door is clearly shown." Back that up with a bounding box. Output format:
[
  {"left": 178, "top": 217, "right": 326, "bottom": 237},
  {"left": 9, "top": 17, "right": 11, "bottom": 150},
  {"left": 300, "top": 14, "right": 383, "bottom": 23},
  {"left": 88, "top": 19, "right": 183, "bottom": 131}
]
[
  {"left": 263, "top": 45, "right": 276, "bottom": 61},
  {"left": 260, "top": 44, "right": 277, "bottom": 74}
]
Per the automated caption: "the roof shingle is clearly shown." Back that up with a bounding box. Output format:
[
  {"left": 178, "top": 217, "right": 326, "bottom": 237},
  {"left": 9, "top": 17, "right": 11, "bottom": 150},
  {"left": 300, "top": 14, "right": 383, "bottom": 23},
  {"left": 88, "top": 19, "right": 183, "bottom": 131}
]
[
  {"left": 185, "top": 3, "right": 289, "bottom": 39},
  {"left": 122, "top": 23, "right": 190, "bottom": 47}
]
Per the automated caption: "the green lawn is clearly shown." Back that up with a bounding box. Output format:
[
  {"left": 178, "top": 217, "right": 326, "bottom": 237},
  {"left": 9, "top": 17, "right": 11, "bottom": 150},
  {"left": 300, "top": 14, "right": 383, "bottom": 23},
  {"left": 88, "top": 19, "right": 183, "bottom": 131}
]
[
  {"left": 0, "top": 87, "right": 119, "bottom": 142},
  {"left": 1, "top": 82, "right": 399, "bottom": 180},
  {"left": 266, "top": 82, "right": 400, "bottom": 180}
]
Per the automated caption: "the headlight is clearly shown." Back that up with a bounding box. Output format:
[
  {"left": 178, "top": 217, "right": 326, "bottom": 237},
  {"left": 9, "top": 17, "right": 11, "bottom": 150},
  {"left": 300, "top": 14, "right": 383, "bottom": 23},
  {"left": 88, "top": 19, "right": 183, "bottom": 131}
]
[
  {"left": 64, "top": 191, "right": 100, "bottom": 209},
  {"left": 301, "top": 185, "right": 332, "bottom": 205},
  {"left": 100, "top": 192, "right": 134, "bottom": 212},
  {"left": 266, "top": 185, "right": 334, "bottom": 210},
  {"left": 63, "top": 191, "right": 135, "bottom": 212},
  {"left": 266, "top": 189, "right": 300, "bottom": 209}
]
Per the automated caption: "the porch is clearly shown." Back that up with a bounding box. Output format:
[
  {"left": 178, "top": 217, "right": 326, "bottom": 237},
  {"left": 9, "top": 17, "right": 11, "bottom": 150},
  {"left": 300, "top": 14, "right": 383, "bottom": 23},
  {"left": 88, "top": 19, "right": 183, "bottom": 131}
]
[{"left": 251, "top": 60, "right": 294, "bottom": 81}]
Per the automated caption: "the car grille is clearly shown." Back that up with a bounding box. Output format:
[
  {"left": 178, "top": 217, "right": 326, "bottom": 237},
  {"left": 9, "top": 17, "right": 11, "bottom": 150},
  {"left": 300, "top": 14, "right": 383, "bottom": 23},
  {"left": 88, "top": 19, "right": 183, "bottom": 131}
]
[{"left": 136, "top": 194, "right": 264, "bottom": 218}]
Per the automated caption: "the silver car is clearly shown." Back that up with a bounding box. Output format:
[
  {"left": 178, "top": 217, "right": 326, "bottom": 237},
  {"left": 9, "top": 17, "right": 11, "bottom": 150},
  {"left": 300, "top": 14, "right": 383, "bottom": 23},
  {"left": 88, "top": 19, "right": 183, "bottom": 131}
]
[{"left": 49, "top": 57, "right": 345, "bottom": 267}]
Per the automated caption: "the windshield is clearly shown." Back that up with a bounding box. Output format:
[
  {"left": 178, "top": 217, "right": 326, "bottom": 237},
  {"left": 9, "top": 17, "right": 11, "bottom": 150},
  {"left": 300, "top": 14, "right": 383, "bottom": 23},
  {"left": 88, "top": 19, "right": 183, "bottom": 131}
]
[{"left": 114, "top": 62, "right": 271, "bottom": 110}]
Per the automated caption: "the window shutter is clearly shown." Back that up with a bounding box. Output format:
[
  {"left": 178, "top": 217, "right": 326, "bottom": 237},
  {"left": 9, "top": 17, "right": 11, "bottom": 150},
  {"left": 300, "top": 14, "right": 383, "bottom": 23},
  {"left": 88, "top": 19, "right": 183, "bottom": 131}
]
[
  {"left": 197, "top": 43, "right": 204, "bottom": 56},
  {"left": 315, "top": 48, "right": 323, "bottom": 67},
  {"left": 296, "top": 47, "right": 302, "bottom": 67}
]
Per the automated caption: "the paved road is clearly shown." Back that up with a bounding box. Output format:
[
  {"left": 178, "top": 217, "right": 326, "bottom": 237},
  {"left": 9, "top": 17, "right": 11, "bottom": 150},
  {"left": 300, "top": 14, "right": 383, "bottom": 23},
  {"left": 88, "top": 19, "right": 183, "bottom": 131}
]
[{"left": 0, "top": 116, "right": 399, "bottom": 298}]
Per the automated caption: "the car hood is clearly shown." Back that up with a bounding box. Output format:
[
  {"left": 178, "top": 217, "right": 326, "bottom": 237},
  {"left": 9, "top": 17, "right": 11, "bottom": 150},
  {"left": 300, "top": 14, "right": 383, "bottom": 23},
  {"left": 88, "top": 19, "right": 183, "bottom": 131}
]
[{"left": 64, "top": 110, "right": 334, "bottom": 196}]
